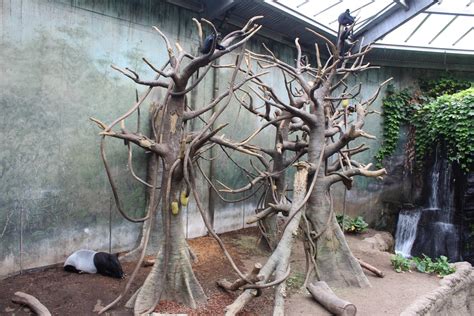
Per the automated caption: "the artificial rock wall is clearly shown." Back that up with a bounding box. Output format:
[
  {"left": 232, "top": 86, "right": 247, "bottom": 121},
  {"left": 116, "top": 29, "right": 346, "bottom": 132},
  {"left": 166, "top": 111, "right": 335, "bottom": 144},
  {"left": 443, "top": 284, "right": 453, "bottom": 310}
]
[{"left": 401, "top": 262, "right": 474, "bottom": 316}]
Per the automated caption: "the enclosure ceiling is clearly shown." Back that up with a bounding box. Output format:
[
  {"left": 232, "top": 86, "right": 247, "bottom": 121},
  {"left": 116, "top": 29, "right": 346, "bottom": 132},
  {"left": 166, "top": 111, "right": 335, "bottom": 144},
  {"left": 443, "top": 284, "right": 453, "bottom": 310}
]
[
  {"left": 268, "top": 0, "right": 474, "bottom": 54},
  {"left": 198, "top": 0, "right": 474, "bottom": 70}
]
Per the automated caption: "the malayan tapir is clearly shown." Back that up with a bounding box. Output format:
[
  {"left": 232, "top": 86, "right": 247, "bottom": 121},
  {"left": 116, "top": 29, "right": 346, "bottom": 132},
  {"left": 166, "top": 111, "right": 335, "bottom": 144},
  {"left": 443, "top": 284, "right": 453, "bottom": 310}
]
[{"left": 63, "top": 250, "right": 124, "bottom": 279}]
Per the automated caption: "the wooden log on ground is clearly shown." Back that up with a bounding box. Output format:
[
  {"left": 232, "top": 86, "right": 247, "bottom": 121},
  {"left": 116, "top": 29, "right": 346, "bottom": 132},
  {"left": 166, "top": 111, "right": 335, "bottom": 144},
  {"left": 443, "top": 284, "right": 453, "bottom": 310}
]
[
  {"left": 307, "top": 281, "right": 356, "bottom": 316},
  {"left": 357, "top": 258, "right": 385, "bottom": 278},
  {"left": 12, "top": 291, "right": 51, "bottom": 316},
  {"left": 217, "top": 263, "right": 263, "bottom": 291},
  {"left": 142, "top": 258, "right": 155, "bottom": 267}
]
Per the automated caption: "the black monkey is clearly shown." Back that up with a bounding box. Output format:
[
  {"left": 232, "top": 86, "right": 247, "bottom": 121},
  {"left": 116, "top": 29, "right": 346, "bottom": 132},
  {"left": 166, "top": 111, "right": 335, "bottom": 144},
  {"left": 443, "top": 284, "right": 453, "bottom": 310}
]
[
  {"left": 337, "top": 9, "right": 356, "bottom": 58},
  {"left": 200, "top": 33, "right": 225, "bottom": 54},
  {"left": 338, "top": 9, "right": 355, "bottom": 26}
]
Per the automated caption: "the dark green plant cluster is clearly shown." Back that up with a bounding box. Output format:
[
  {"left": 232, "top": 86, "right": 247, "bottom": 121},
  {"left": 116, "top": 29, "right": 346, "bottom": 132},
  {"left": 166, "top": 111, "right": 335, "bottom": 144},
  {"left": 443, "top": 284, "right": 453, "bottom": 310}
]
[
  {"left": 336, "top": 215, "right": 368, "bottom": 233},
  {"left": 391, "top": 253, "right": 412, "bottom": 273},
  {"left": 419, "top": 76, "right": 471, "bottom": 98},
  {"left": 374, "top": 86, "right": 412, "bottom": 166},
  {"left": 412, "top": 87, "right": 474, "bottom": 171},
  {"left": 375, "top": 76, "right": 473, "bottom": 172},
  {"left": 391, "top": 253, "right": 456, "bottom": 276}
]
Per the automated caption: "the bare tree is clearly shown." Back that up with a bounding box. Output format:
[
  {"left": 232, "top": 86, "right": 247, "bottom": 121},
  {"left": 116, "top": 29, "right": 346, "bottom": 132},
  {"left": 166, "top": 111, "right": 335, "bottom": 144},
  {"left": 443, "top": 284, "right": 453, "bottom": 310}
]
[
  {"left": 217, "top": 29, "right": 391, "bottom": 315},
  {"left": 91, "top": 17, "right": 265, "bottom": 314}
]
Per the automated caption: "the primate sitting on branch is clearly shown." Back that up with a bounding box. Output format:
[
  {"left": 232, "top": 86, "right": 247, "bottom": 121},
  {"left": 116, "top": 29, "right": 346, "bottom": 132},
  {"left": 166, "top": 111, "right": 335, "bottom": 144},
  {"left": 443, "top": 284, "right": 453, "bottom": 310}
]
[
  {"left": 200, "top": 33, "right": 225, "bottom": 54},
  {"left": 337, "top": 9, "right": 356, "bottom": 58}
]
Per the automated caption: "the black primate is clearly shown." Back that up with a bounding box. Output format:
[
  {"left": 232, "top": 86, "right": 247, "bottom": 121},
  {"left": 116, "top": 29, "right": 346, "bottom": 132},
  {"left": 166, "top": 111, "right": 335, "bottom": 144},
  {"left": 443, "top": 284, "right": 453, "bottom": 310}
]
[
  {"left": 337, "top": 9, "right": 356, "bottom": 58},
  {"left": 200, "top": 33, "right": 225, "bottom": 54},
  {"left": 338, "top": 9, "right": 355, "bottom": 26}
]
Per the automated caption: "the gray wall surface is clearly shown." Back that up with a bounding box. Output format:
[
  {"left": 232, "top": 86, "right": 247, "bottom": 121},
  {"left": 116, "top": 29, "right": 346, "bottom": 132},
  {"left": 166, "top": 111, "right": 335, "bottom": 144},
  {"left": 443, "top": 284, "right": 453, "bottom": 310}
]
[{"left": 0, "top": 0, "right": 472, "bottom": 277}]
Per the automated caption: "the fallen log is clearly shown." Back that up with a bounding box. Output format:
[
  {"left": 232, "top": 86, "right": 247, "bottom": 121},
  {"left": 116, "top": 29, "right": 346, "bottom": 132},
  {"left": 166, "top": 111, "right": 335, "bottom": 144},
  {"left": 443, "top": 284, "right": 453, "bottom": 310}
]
[
  {"left": 217, "top": 263, "right": 263, "bottom": 291},
  {"left": 357, "top": 258, "right": 385, "bottom": 278},
  {"left": 307, "top": 281, "right": 356, "bottom": 316},
  {"left": 142, "top": 258, "right": 155, "bottom": 267},
  {"left": 12, "top": 291, "right": 51, "bottom": 316}
]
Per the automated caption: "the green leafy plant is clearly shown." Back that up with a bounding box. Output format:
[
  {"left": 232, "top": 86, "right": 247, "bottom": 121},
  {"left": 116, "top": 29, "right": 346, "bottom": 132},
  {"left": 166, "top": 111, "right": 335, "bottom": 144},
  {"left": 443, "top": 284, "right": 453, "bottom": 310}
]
[
  {"left": 375, "top": 77, "right": 473, "bottom": 172},
  {"left": 419, "top": 76, "right": 471, "bottom": 98},
  {"left": 391, "top": 253, "right": 412, "bottom": 273},
  {"left": 336, "top": 215, "right": 369, "bottom": 233},
  {"left": 392, "top": 254, "right": 456, "bottom": 276},
  {"left": 374, "top": 86, "right": 412, "bottom": 166},
  {"left": 412, "top": 87, "right": 474, "bottom": 171}
]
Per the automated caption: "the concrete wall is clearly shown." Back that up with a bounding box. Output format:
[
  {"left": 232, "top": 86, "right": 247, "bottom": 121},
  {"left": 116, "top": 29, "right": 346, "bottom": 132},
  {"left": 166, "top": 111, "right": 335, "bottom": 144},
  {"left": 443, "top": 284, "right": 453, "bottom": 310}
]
[
  {"left": 0, "top": 0, "right": 295, "bottom": 277},
  {"left": 1, "top": 0, "right": 473, "bottom": 277}
]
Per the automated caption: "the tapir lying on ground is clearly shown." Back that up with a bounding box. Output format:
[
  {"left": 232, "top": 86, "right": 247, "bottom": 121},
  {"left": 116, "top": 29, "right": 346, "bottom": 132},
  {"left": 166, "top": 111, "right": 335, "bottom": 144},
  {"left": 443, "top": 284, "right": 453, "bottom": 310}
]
[{"left": 63, "top": 249, "right": 124, "bottom": 279}]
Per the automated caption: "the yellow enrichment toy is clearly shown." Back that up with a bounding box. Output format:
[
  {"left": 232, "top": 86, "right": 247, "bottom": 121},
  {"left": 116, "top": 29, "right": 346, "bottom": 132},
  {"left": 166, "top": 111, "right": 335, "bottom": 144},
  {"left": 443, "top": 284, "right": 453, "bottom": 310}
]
[
  {"left": 171, "top": 201, "right": 179, "bottom": 215},
  {"left": 180, "top": 191, "right": 189, "bottom": 206},
  {"left": 342, "top": 99, "right": 350, "bottom": 108}
]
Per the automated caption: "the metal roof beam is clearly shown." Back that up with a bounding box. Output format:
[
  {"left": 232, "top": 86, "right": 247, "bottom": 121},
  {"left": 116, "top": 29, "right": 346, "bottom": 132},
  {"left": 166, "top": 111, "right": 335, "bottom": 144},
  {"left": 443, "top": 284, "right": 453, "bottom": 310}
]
[
  {"left": 203, "top": 0, "right": 236, "bottom": 20},
  {"left": 354, "top": 0, "right": 438, "bottom": 49}
]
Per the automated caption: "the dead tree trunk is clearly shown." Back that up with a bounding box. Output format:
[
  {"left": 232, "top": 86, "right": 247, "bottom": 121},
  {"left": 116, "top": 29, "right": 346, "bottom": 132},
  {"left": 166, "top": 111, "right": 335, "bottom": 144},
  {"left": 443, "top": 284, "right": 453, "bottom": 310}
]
[
  {"left": 224, "top": 25, "right": 390, "bottom": 314},
  {"left": 93, "top": 17, "right": 264, "bottom": 314},
  {"left": 225, "top": 162, "right": 311, "bottom": 316}
]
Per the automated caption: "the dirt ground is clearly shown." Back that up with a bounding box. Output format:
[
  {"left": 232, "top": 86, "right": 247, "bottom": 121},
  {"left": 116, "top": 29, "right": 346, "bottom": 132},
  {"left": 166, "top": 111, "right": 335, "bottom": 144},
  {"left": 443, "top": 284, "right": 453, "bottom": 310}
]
[{"left": 0, "top": 227, "right": 441, "bottom": 315}]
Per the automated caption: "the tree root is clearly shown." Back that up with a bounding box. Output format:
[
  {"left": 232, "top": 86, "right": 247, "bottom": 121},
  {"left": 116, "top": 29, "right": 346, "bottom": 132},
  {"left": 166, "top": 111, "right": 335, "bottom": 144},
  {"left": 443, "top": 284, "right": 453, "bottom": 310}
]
[
  {"left": 12, "top": 292, "right": 51, "bottom": 316},
  {"left": 128, "top": 243, "right": 206, "bottom": 313}
]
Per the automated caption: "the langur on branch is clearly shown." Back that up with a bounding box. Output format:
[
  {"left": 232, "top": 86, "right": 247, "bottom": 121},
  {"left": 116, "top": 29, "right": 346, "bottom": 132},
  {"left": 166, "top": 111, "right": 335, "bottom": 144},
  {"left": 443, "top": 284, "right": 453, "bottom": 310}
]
[
  {"left": 200, "top": 33, "right": 225, "bottom": 54},
  {"left": 337, "top": 9, "right": 356, "bottom": 58}
]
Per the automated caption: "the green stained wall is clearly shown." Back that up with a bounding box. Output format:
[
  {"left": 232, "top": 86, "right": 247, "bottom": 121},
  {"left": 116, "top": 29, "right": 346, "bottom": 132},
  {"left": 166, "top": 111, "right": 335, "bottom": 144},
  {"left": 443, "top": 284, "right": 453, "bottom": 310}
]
[{"left": 0, "top": 0, "right": 196, "bottom": 276}]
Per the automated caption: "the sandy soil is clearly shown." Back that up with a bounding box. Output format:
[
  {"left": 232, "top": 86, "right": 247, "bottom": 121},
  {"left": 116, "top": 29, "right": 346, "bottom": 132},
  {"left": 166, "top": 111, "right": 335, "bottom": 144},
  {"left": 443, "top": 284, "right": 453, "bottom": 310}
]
[
  {"left": 0, "top": 228, "right": 441, "bottom": 315},
  {"left": 285, "top": 230, "right": 440, "bottom": 315}
]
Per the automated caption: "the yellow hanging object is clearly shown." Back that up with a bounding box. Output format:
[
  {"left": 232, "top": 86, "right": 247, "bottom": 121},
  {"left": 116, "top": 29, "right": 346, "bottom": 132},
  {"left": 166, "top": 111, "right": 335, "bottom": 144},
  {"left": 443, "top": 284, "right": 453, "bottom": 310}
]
[
  {"left": 342, "top": 99, "right": 350, "bottom": 108},
  {"left": 171, "top": 201, "right": 179, "bottom": 215},
  {"left": 180, "top": 191, "right": 189, "bottom": 206}
]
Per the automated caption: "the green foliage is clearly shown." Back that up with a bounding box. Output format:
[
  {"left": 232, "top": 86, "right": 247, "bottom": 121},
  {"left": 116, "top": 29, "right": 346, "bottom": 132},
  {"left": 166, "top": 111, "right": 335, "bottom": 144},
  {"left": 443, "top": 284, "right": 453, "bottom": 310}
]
[
  {"left": 391, "top": 253, "right": 412, "bottom": 273},
  {"left": 374, "top": 86, "right": 412, "bottom": 166},
  {"left": 336, "top": 215, "right": 369, "bottom": 233},
  {"left": 391, "top": 254, "right": 456, "bottom": 276},
  {"left": 412, "top": 87, "right": 474, "bottom": 171},
  {"left": 419, "top": 76, "right": 471, "bottom": 98},
  {"left": 375, "top": 77, "right": 473, "bottom": 172},
  {"left": 412, "top": 255, "right": 456, "bottom": 276}
]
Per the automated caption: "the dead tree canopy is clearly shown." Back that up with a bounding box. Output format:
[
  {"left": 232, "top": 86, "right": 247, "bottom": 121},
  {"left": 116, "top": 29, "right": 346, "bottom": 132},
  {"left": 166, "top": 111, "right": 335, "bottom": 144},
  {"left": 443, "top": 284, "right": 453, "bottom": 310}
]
[
  {"left": 90, "top": 10, "right": 389, "bottom": 315},
  {"left": 91, "top": 16, "right": 274, "bottom": 315},
  {"left": 214, "top": 26, "right": 390, "bottom": 315}
]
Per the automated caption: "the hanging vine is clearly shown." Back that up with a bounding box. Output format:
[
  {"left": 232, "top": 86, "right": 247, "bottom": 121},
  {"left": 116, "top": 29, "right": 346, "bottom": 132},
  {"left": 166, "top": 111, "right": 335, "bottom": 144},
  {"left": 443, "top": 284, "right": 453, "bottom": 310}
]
[
  {"left": 374, "top": 85, "right": 412, "bottom": 166},
  {"left": 375, "top": 76, "right": 473, "bottom": 172},
  {"left": 412, "top": 87, "right": 474, "bottom": 171}
]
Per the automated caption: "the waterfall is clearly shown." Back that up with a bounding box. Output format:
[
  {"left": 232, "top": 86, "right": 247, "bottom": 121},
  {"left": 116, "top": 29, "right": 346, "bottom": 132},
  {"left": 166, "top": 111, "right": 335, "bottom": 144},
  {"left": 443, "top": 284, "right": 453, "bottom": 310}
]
[
  {"left": 427, "top": 148, "right": 441, "bottom": 209},
  {"left": 394, "top": 209, "right": 421, "bottom": 257},
  {"left": 394, "top": 144, "right": 460, "bottom": 261}
]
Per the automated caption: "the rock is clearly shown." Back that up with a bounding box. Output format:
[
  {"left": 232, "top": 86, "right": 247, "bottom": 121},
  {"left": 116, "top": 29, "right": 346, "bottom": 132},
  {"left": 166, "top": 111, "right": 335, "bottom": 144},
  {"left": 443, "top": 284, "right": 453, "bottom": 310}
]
[{"left": 361, "top": 232, "right": 394, "bottom": 252}]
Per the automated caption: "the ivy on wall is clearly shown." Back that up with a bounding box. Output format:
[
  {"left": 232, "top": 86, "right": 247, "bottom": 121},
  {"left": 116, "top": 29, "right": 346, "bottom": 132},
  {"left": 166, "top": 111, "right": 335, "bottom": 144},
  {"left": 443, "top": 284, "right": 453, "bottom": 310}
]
[
  {"left": 375, "top": 77, "right": 473, "bottom": 172},
  {"left": 413, "top": 87, "right": 474, "bottom": 171},
  {"left": 374, "top": 86, "right": 412, "bottom": 165}
]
